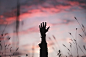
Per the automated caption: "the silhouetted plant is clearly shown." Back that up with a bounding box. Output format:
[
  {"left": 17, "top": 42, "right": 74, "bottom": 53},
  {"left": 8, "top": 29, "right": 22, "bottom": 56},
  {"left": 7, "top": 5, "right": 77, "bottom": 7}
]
[
  {"left": 0, "top": 41, "right": 2, "bottom": 50},
  {"left": 52, "top": 47, "right": 57, "bottom": 53},
  {"left": 69, "top": 42, "right": 73, "bottom": 57},
  {"left": 78, "top": 45, "right": 85, "bottom": 55},
  {"left": 10, "top": 47, "right": 12, "bottom": 52},
  {"left": 57, "top": 50, "right": 61, "bottom": 57},
  {"left": 74, "top": 17, "right": 86, "bottom": 36},
  {"left": 16, "top": 47, "right": 19, "bottom": 51},
  {"left": 62, "top": 44, "right": 72, "bottom": 57},
  {"left": 83, "top": 45, "right": 86, "bottom": 51},
  {"left": 52, "top": 35, "right": 61, "bottom": 51}
]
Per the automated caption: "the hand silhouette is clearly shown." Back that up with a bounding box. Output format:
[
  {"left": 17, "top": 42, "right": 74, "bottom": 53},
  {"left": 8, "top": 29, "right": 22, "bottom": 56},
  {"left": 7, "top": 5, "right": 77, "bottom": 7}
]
[{"left": 39, "top": 22, "right": 50, "bottom": 37}]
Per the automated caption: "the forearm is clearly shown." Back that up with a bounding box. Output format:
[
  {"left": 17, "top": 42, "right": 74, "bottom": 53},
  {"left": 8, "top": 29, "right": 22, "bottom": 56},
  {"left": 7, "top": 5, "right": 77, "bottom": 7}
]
[{"left": 41, "top": 34, "right": 46, "bottom": 42}]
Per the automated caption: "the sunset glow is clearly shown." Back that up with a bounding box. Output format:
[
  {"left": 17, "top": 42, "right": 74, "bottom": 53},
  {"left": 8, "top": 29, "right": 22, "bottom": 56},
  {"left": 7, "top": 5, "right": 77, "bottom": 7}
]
[{"left": 0, "top": 0, "right": 86, "bottom": 57}]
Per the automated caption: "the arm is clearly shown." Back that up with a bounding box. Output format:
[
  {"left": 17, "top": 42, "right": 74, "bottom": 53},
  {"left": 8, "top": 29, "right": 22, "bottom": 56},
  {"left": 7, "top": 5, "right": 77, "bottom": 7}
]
[
  {"left": 39, "top": 22, "right": 50, "bottom": 42},
  {"left": 39, "top": 22, "right": 50, "bottom": 57},
  {"left": 39, "top": 22, "right": 50, "bottom": 36}
]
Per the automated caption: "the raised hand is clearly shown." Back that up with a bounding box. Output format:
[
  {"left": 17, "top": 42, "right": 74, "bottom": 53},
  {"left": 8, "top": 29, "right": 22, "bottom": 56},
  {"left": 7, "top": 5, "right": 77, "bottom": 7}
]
[{"left": 39, "top": 22, "right": 50, "bottom": 37}]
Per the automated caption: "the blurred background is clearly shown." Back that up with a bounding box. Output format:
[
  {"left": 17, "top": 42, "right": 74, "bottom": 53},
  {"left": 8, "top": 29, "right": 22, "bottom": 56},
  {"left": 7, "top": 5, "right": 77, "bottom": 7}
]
[{"left": 0, "top": 0, "right": 86, "bottom": 57}]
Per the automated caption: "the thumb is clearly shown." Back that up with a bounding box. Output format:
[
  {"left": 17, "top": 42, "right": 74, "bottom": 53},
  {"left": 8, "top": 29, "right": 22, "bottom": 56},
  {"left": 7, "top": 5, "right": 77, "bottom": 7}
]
[{"left": 46, "top": 26, "right": 50, "bottom": 32}]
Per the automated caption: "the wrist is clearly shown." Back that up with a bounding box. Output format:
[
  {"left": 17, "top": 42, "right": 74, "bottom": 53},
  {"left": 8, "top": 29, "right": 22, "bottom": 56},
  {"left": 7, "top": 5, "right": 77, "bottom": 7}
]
[{"left": 41, "top": 34, "right": 46, "bottom": 38}]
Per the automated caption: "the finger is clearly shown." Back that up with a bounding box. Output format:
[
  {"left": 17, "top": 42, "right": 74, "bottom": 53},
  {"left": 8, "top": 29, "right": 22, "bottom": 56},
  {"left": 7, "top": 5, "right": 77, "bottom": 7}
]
[
  {"left": 39, "top": 25, "right": 40, "bottom": 28},
  {"left": 43, "top": 22, "right": 44, "bottom": 27},
  {"left": 41, "top": 23, "right": 42, "bottom": 27},
  {"left": 45, "top": 22, "right": 46, "bottom": 28},
  {"left": 46, "top": 26, "right": 50, "bottom": 32}
]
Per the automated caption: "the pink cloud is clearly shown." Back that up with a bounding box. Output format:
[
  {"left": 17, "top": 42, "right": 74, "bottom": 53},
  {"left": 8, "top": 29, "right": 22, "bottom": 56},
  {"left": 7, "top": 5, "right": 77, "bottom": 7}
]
[
  {"left": 6, "top": 26, "right": 39, "bottom": 37},
  {"left": 0, "top": 1, "right": 80, "bottom": 25},
  {"left": 6, "top": 19, "right": 74, "bottom": 36}
]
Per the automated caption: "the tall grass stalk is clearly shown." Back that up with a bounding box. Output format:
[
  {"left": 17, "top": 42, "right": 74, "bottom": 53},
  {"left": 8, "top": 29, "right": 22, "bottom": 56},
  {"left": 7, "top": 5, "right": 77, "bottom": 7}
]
[
  {"left": 78, "top": 45, "right": 85, "bottom": 56},
  {"left": 75, "top": 28, "right": 79, "bottom": 57},
  {"left": 49, "top": 37, "right": 58, "bottom": 51},
  {"left": 69, "top": 42, "right": 73, "bottom": 57},
  {"left": 52, "top": 35, "right": 63, "bottom": 53},
  {"left": 74, "top": 17, "right": 86, "bottom": 36},
  {"left": 63, "top": 44, "right": 73, "bottom": 57}
]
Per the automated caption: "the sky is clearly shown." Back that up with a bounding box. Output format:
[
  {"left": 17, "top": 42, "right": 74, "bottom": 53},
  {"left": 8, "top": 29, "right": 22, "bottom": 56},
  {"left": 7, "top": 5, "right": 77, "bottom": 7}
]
[{"left": 0, "top": 0, "right": 86, "bottom": 57}]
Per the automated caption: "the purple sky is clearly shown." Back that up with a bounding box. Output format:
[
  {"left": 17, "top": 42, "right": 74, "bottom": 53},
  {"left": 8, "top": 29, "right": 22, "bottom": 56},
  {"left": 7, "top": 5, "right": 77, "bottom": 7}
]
[{"left": 0, "top": 0, "right": 86, "bottom": 57}]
